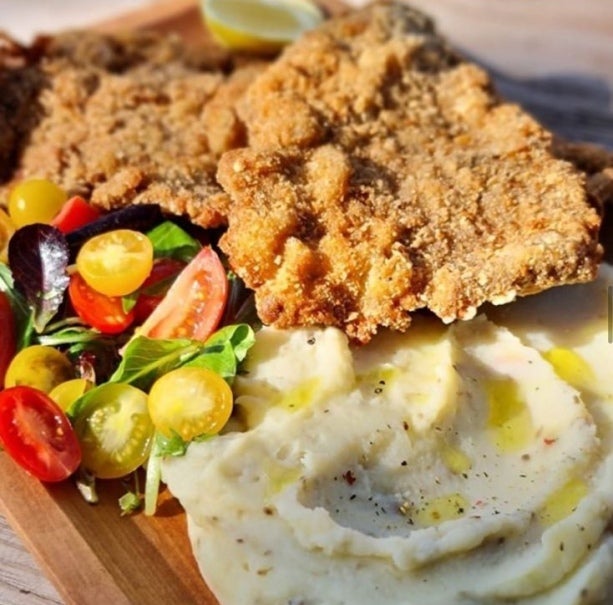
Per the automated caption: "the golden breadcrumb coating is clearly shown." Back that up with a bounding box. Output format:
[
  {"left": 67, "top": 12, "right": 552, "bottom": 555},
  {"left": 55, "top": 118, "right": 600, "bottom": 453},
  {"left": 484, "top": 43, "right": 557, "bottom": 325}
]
[
  {"left": 553, "top": 139, "right": 613, "bottom": 208},
  {"left": 217, "top": 1, "right": 602, "bottom": 343},
  {"left": 0, "top": 30, "right": 263, "bottom": 227}
]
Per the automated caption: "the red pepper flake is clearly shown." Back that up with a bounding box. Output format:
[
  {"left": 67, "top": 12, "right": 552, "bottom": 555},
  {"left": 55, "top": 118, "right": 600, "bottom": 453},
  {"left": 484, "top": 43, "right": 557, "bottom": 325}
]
[
  {"left": 342, "top": 470, "right": 356, "bottom": 485},
  {"left": 543, "top": 437, "right": 557, "bottom": 445}
]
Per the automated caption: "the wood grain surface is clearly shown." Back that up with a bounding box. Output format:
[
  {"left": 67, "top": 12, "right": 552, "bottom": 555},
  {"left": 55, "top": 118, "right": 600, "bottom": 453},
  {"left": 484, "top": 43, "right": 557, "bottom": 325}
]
[{"left": 1, "top": 0, "right": 612, "bottom": 604}]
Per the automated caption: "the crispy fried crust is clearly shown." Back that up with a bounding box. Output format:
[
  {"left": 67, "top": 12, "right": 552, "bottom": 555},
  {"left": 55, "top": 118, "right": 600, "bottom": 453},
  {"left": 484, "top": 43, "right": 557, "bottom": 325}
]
[
  {"left": 553, "top": 139, "right": 613, "bottom": 208},
  {"left": 553, "top": 138, "right": 613, "bottom": 260},
  {"left": 0, "top": 30, "right": 264, "bottom": 227},
  {"left": 217, "top": 1, "right": 602, "bottom": 343}
]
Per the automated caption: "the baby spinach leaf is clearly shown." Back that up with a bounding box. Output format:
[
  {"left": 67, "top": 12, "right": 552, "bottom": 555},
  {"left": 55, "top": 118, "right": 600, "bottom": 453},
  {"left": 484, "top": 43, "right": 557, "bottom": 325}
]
[
  {"left": 39, "top": 322, "right": 103, "bottom": 347},
  {"left": 109, "top": 336, "right": 200, "bottom": 390},
  {"left": 110, "top": 324, "right": 255, "bottom": 391},
  {"left": 0, "top": 262, "right": 35, "bottom": 349},
  {"left": 147, "top": 221, "right": 201, "bottom": 262},
  {"left": 185, "top": 324, "right": 256, "bottom": 380},
  {"left": 213, "top": 323, "right": 256, "bottom": 363},
  {"left": 184, "top": 341, "right": 238, "bottom": 378}
]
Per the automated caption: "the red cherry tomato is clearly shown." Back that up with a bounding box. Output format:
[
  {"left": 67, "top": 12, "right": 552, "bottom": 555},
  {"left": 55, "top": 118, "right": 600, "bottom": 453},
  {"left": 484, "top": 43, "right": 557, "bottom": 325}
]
[
  {"left": 51, "top": 195, "right": 100, "bottom": 233},
  {"left": 0, "top": 386, "right": 81, "bottom": 482},
  {"left": 138, "top": 246, "right": 228, "bottom": 341},
  {"left": 0, "top": 292, "right": 16, "bottom": 389},
  {"left": 132, "top": 258, "right": 186, "bottom": 324},
  {"left": 68, "top": 273, "right": 134, "bottom": 335}
]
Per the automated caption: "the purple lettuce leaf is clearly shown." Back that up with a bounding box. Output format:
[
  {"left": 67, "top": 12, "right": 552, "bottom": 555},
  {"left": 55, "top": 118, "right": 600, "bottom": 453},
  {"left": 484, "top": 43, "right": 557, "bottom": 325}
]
[{"left": 8, "top": 224, "right": 70, "bottom": 332}]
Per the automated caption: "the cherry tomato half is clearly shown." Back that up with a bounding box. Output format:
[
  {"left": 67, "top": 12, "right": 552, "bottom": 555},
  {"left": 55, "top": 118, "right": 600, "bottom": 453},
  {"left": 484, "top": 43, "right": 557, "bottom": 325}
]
[
  {"left": 76, "top": 229, "right": 154, "bottom": 297},
  {"left": 0, "top": 292, "right": 16, "bottom": 389},
  {"left": 0, "top": 386, "right": 81, "bottom": 482},
  {"left": 51, "top": 195, "right": 101, "bottom": 234},
  {"left": 132, "top": 257, "right": 186, "bottom": 324},
  {"left": 137, "top": 246, "right": 228, "bottom": 341},
  {"left": 72, "top": 383, "right": 154, "bottom": 479},
  {"left": 148, "top": 367, "right": 233, "bottom": 441},
  {"left": 69, "top": 273, "right": 134, "bottom": 335},
  {"left": 49, "top": 378, "right": 94, "bottom": 412}
]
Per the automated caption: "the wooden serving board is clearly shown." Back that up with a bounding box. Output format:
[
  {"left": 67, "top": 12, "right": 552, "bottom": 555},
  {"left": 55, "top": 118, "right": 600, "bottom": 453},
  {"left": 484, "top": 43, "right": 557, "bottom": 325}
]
[
  {"left": 1, "top": 1, "right": 612, "bottom": 604},
  {"left": 0, "top": 4, "right": 349, "bottom": 604}
]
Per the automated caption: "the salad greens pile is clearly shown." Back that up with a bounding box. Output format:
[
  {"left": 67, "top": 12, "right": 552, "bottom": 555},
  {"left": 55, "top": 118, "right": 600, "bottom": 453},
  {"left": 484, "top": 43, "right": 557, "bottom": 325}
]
[{"left": 0, "top": 201, "right": 257, "bottom": 515}]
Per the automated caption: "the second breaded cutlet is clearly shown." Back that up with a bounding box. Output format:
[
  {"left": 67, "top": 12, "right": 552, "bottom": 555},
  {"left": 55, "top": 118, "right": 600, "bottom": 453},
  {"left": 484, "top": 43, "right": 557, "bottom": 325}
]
[
  {"left": 217, "top": 0, "right": 603, "bottom": 343},
  {"left": 0, "top": 29, "right": 264, "bottom": 228}
]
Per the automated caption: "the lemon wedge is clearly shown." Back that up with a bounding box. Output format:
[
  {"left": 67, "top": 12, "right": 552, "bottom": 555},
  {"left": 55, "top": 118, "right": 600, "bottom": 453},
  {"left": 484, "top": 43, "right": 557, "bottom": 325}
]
[{"left": 202, "top": 0, "right": 324, "bottom": 53}]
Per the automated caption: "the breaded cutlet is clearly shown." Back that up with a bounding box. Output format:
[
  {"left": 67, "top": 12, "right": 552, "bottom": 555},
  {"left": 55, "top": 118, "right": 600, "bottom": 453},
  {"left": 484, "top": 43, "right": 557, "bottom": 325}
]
[
  {"left": 554, "top": 139, "right": 613, "bottom": 261},
  {"left": 217, "top": 0, "right": 603, "bottom": 343},
  {"left": 552, "top": 139, "right": 613, "bottom": 209},
  {"left": 0, "top": 29, "right": 264, "bottom": 228}
]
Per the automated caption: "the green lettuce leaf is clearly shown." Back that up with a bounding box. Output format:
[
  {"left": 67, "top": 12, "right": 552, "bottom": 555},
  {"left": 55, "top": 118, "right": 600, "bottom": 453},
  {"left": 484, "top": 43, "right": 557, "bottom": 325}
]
[
  {"left": 184, "top": 324, "right": 255, "bottom": 380},
  {"left": 109, "top": 336, "right": 200, "bottom": 390},
  {"left": 146, "top": 221, "right": 201, "bottom": 262},
  {"left": 108, "top": 323, "right": 255, "bottom": 391},
  {"left": 0, "top": 262, "right": 35, "bottom": 349}
]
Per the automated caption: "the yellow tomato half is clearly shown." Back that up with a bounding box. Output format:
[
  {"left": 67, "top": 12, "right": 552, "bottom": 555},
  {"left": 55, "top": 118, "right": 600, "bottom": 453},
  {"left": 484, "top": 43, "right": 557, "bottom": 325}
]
[
  {"left": 76, "top": 229, "right": 154, "bottom": 297},
  {"left": 148, "top": 367, "right": 233, "bottom": 441}
]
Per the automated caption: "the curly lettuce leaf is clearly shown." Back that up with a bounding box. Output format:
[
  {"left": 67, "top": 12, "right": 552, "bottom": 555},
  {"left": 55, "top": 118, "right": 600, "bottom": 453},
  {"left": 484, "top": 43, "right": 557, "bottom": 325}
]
[{"left": 8, "top": 224, "right": 69, "bottom": 333}]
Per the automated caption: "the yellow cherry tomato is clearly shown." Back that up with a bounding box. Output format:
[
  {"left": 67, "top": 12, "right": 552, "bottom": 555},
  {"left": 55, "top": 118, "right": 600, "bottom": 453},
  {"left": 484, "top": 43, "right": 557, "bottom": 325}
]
[
  {"left": 4, "top": 345, "right": 74, "bottom": 394},
  {"left": 148, "top": 367, "right": 233, "bottom": 441},
  {"left": 0, "top": 208, "right": 15, "bottom": 262},
  {"left": 49, "top": 378, "right": 94, "bottom": 412},
  {"left": 72, "top": 383, "right": 154, "bottom": 479},
  {"left": 8, "top": 178, "right": 67, "bottom": 228},
  {"left": 76, "top": 229, "right": 154, "bottom": 297}
]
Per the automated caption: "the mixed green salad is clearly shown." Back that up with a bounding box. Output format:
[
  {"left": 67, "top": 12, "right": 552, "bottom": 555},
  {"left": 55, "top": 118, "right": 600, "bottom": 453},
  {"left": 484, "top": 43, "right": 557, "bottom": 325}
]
[{"left": 0, "top": 178, "right": 257, "bottom": 515}]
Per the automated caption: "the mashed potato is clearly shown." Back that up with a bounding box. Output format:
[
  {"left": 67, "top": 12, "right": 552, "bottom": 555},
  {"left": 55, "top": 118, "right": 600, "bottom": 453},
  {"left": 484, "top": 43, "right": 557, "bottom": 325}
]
[{"left": 162, "top": 264, "right": 613, "bottom": 605}]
